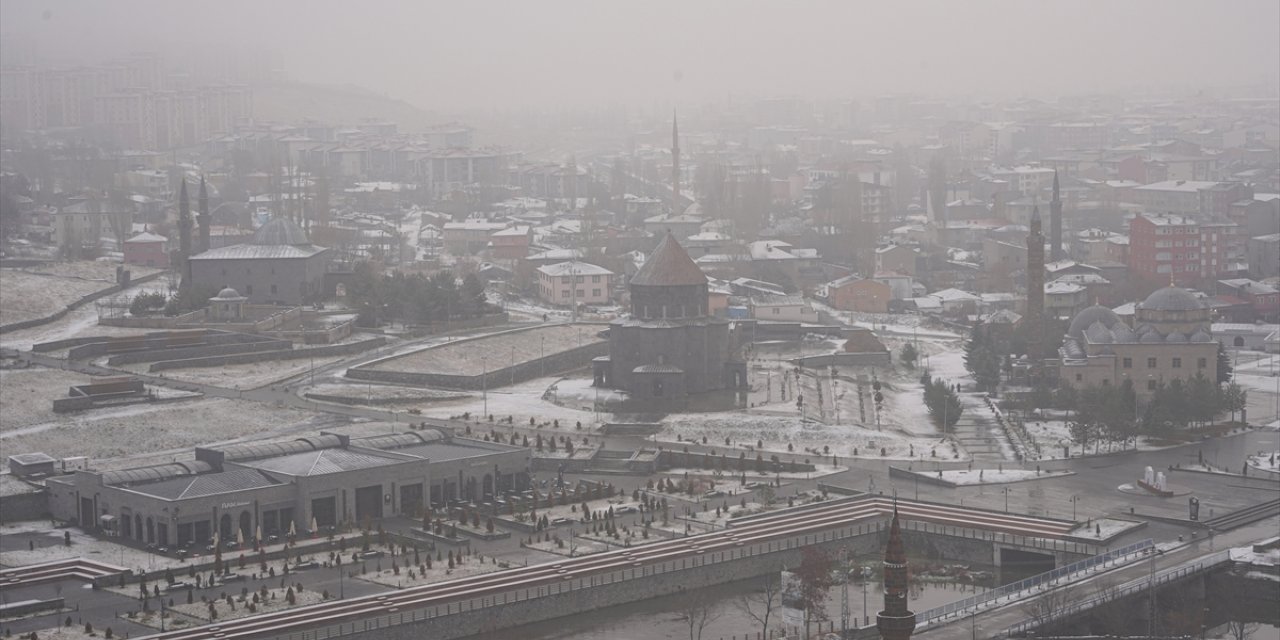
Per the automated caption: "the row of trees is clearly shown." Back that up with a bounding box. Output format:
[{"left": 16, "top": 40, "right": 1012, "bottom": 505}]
[
  {"left": 346, "top": 263, "right": 490, "bottom": 327},
  {"left": 1054, "top": 373, "right": 1248, "bottom": 453},
  {"left": 921, "top": 372, "right": 962, "bottom": 429}
]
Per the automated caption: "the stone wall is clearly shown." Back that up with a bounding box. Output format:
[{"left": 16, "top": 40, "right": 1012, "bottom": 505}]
[
  {"left": 347, "top": 341, "right": 607, "bottom": 390},
  {"left": 148, "top": 337, "right": 385, "bottom": 371},
  {"left": 107, "top": 336, "right": 292, "bottom": 365},
  {"left": 65, "top": 330, "right": 248, "bottom": 360}
]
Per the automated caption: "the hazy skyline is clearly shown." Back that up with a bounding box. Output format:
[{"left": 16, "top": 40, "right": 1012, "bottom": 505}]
[{"left": 3, "top": 0, "right": 1278, "bottom": 111}]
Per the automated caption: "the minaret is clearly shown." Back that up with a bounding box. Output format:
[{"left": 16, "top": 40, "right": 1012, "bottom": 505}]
[
  {"left": 176, "top": 180, "right": 192, "bottom": 295},
  {"left": 1050, "top": 171, "right": 1064, "bottom": 262},
  {"left": 671, "top": 110, "right": 681, "bottom": 212},
  {"left": 197, "top": 176, "right": 210, "bottom": 255},
  {"left": 877, "top": 506, "right": 916, "bottom": 640},
  {"left": 1025, "top": 206, "right": 1046, "bottom": 365}
]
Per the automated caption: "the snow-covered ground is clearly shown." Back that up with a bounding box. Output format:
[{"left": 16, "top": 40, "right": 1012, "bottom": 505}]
[
  {"left": 364, "top": 323, "right": 605, "bottom": 377},
  {"left": 0, "top": 396, "right": 321, "bottom": 467},
  {"left": 355, "top": 552, "right": 503, "bottom": 587},
  {"left": 0, "top": 279, "right": 171, "bottom": 351},
  {"left": 301, "top": 381, "right": 469, "bottom": 404},
  {"left": 1247, "top": 451, "right": 1279, "bottom": 474},
  {"left": 1068, "top": 517, "right": 1144, "bottom": 539},
  {"left": 663, "top": 412, "right": 964, "bottom": 461},
  {"left": 156, "top": 587, "right": 326, "bottom": 627},
  {"left": 0, "top": 366, "right": 100, "bottom": 432},
  {"left": 114, "top": 353, "right": 353, "bottom": 390},
  {"left": 410, "top": 375, "right": 604, "bottom": 428},
  {"left": 916, "top": 468, "right": 1074, "bottom": 486},
  {"left": 0, "top": 262, "right": 163, "bottom": 327}
]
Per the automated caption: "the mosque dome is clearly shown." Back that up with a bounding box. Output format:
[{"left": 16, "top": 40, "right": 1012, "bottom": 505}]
[
  {"left": 1067, "top": 305, "right": 1121, "bottom": 338},
  {"left": 214, "top": 287, "right": 242, "bottom": 300},
  {"left": 1140, "top": 286, "right": 1204, "bottom": 312},
  {"left": 252, "top": 217, "right": 310, "bottom": 246}
]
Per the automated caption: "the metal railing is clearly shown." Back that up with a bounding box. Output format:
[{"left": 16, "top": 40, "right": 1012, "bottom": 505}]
[
  {"left": 910, "top": 538, "right": 1154, "bottom": 626},
  {"left": 1004, "top": 549, "right": 1232, "bottom": 636},
  {"left": 246, "top": 511, "right": 1104, "bottom": 640}
]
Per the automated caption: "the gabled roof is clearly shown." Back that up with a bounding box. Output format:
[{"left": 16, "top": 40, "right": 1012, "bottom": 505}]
[{"left": 630, "top": 232, "right": 706, "bottom": 287}]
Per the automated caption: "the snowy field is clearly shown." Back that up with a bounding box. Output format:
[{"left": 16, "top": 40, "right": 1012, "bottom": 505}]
[
  {"left": 0, "top": 396, "right": 320, "bottom": 467},
  {"left": 0, "top": 366, "right": 99, "bottom": 431},
  {"left": 0, "top": 279, "right": 172, "bottom": 351},
  {"left": 114, "top": 353, "right": 353, "bottom": 390},
  {"left": 365, "top": 323, "right": 605, "bottom": 376},
  {"left": 0, "top": 262, "right": 164, "bottom": 327}
]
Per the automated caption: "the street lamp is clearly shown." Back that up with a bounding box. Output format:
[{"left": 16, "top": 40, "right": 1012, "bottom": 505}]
[
  {"left": 1003, "top": 486, "right": 1010, "bottom": 513},
  {"left": 481, "top": 356, "right": 488, "bottom": 419},
  {"left": 1070, "top": 495, "right": 1080, "bottom": 521},
  {"left": 1147, "top": 547, "right": 1166, "bottom": 637}
]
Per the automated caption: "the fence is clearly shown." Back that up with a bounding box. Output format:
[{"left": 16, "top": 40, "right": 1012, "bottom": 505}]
[
  {"left": 1004, "top": 549, "right": 1232, "bottom": 636},
  {"left": 911, "top": 538, "right": 1154, "bottom": 627}
]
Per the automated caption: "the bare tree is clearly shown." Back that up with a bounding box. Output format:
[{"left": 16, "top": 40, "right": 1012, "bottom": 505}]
[
  {"left": 1020, "top": 584, "right": 1078, "bottom": 631},
  {"left": 795, "top": 546, "right": 834, "bottom": 638},
  {"left": 677, "top": 588, "right": 722, "bottom": 640},
  {"left": 735, "top": 572, "right": 780, "bottom": 639},
  {"left": 1090, "top": 578, "right": 1133, "bottom": 636}
]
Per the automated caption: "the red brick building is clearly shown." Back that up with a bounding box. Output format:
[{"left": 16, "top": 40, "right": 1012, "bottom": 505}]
[
  {"left": 1129, "top": 213, "right": 1200, "bottom": 287},
  {"left": 825, "top": 275, "right": 892, "bottom": 314},
  {"left": 122, "top": 231, "right": 168, "bottom": 267}
]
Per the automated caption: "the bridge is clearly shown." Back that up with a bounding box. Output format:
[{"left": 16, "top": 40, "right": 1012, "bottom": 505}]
[{"left": 130, "top": 495, "right": 1086, "bottom": 640}]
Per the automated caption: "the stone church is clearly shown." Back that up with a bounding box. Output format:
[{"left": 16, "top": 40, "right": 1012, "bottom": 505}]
[{"left": 593, "top": 232, "right": 746, "bottom": 408}]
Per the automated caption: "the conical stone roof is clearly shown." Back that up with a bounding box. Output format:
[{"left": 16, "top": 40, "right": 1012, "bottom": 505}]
[{"left": 630, "top": 232, "right": 707, "bottom": 287}]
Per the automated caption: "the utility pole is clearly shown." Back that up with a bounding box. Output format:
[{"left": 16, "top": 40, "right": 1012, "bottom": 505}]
[{"left": 840, "top": 547, "right": 851, "bottom": 635}]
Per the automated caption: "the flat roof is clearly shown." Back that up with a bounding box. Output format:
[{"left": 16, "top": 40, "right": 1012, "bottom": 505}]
[{"left": 239, "top": 448, "right": 407, "bottom": 476}]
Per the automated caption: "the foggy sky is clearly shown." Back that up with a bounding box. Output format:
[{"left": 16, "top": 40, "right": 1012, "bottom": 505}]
[{"left": 3, "top": 0, "right": 1277, "bottom": 111}]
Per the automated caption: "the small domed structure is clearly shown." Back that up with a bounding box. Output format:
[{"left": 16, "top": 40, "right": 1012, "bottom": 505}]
[
  {"left": 210, "top": 286, "right": 247, "bottom": 321},
  {"left": 214, "top": 286, "right": 243, "bottom": 300},
  {"left": 252, "top": 217, "right": 311, "bottom": 246},
  {"left": 1067, "top": 305, "right": 1121, "bottom": 339}
]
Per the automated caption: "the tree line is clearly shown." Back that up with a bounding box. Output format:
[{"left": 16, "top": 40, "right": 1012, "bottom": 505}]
[{"left": 346, "top": 262, "right": 492, "bottom": 327}]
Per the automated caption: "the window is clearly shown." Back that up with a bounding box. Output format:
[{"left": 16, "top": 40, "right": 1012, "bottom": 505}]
[
  {"left": 245, "top": 285, "right": 253, "bottom": 295},
  {"left": 246, "top": 268, "right": 251, "bottom": 275},
  {"left": 1123, "top": 357, "right": 1132, "bottom": 369},
  {"left": 561, "top": 290, "right": 569, "bottom": 298},
  {"left": 592, "top": 289, "right": 600, "bottom": 297},
  {"left": 1075, "top": 373, "right": 1083, "bottom": 382},
  {"left": 1147, "top": 357, "right": 1157, "bottom": 368},
  {"left": 1147, "top": 380, "right": 1157, "bottom": 391},
  {"left": 591, "top": 275, "right": 601, "bottom": 283},
  {"left": 270, "top": 284, "right": 277, "bottom": 294},
  {"left": 561, "top": 276, "right": 570, "bottom": 284},
  {"left": 1172, "top": 357, "right": 1182, "bottom": 369},
  {"left": 772, "top": 308, "right": 780, "bottom": 315},
  {"left": 1198, "top": 358, "right": 1207, "bottom": 368},
  {"left": 576, "top": 289, "right": 584, "bottom": 298},
  {"left": 1102, "top": 379, "right": 1110, "bottom": 386}
]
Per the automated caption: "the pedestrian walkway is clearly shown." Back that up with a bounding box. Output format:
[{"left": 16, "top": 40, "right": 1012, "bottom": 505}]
[{"left": 949, "top": 393, "right": 1016, "bottom": 461}]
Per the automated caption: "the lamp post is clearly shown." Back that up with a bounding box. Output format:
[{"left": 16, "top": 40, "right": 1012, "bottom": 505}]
[
  {"left": 1070, "top": 495, "right": 1079, "bottom": 521},
  {"left": 1003, "top": 486, "right": 1010, "bottom": 513},
  {"left": 1147, "top": 547, "right": 1166, "bottom": 637},
  {"left": 481, "top": 356, "right": 488, "bottom": 419}
]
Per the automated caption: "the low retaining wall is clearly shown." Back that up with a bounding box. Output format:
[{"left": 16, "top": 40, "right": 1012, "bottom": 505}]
[
  {"left": 0, "top": 270, "right": 166, "bottom": 335},
  {"left": 66, "top": 330, "right": 238, "bottom": 360},
  {"left": 149, "top": 338, "right": 386, "bottom": 372},
  {"left": 107, "top": 336, "right": 291, "bottom": 365}
]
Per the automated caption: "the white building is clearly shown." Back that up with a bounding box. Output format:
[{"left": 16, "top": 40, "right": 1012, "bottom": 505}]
[{"left": 536, "top": 261, "right": 614, "bottom": 307}]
